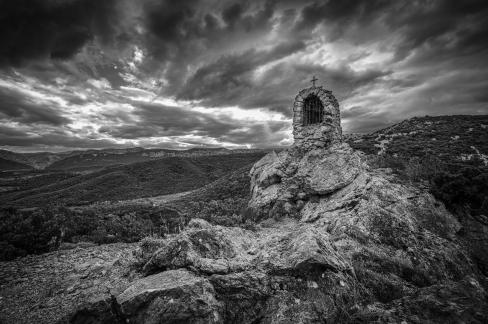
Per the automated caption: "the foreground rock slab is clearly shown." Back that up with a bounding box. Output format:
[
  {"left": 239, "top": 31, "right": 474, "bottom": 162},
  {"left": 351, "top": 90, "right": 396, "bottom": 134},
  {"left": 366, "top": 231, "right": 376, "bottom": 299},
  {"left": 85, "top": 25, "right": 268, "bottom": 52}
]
[
  {"left": 66, "top": 215, "right": 488, "bottom": 323},
  {"left": 117, "top": 269, "right": 222, "bottom": 324}
]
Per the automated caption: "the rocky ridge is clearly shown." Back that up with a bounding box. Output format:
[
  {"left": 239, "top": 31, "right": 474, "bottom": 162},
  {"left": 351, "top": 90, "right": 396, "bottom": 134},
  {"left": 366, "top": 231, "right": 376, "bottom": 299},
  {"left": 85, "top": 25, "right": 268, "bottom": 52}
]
[
  {"left": 0, "top": 147, "right": 267, "bottom": 171},
  {"left": 63, "top": 139, "right": 488, "bottom": 323}
]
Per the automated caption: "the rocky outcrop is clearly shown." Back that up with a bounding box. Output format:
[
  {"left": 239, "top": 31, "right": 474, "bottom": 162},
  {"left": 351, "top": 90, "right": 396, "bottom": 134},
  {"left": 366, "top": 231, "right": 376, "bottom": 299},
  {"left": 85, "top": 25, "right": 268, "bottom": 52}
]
[
  {"left": 64, "top": 140, "right": 488, "bottom": 323},
  {"left": 117, "top": 269, "right": 222, "bottom": 323},
  {"left": 249, "top": 143, "right": 365, "bottom": 221},
  {"left": 141, "top": 219, "right": 254, "bottom": 275},
  {"left": 66, "top": 213, "right": 487, "bottom": 323}
]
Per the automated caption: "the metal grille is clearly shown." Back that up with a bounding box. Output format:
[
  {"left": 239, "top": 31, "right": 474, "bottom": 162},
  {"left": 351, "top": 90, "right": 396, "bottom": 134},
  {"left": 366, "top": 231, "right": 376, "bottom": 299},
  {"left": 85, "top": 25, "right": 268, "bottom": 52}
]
[{"left": 302, "top": 95, "right": 324, "bottom": 125}]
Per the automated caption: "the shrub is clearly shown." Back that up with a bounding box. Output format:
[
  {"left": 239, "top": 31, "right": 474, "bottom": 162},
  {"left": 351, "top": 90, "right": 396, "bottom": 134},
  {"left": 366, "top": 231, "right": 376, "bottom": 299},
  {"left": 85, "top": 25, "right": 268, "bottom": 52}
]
[
  {"left": 430, "top": 166, "right": 488, "bottom": 220},
  {"left": 0, "top": 204, "right": 182, "bottom": 260}
]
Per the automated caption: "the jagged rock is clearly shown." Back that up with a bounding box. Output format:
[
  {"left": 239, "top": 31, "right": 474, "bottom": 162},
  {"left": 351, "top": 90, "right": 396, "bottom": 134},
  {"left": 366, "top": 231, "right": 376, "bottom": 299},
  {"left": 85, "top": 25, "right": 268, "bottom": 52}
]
[
  {"left": 296, "top": 146, "right": 362, "bottom": 195},
  {"left": 255, "top": 225, "right": 351, "bottom": 275},
  {"left": 142, "top": 220, "right": 255, "bottom": 275},
  {"left": 354, "top": 276, "right": 488, "bottom": 323},
  {"left": 117, "top": 269, "right": 222, "bottom": 324},
  {"left": 209, "top": 271, "right": 277, "bottom": 323},
  {"left": 67, "top": 214, "right": 487, "bottom": 323},
  {"left": 62, "top": 295, "right": 121, "bottom": 324},
  {"left": 249, "top": 143, "right": 365, "bottom": 219}
]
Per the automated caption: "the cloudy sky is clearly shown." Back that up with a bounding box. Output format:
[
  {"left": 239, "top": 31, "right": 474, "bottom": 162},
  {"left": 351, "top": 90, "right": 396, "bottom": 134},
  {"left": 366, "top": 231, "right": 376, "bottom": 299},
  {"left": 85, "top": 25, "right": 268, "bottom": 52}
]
[{"left": 0, "top": 0, "right": 487, "bottom": 152}]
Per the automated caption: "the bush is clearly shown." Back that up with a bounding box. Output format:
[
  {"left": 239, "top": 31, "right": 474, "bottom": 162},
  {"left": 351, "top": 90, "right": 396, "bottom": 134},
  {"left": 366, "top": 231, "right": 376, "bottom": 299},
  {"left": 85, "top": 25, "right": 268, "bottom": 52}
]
[
  {"left": 0, "top": 204, "right": 189, "bottom": 260},
  {"left": 430, "top": 166, "right": 488, "bottom": 220},
  {"left": 368, "top": 152, "right": 488, "bottom": 222}
]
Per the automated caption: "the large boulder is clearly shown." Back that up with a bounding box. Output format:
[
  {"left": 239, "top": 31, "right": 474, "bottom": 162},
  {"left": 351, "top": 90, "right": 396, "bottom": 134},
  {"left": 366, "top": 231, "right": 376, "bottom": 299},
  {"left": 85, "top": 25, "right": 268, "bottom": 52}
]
[
  {"left": 249, "top": 143, "right": 364, "bottom": 220},
  {"left": 117, "top": 269, "right": 222, "bottom": 324},
  {"left": 142, "top": 219, "right": 255, "bottom": 275},
  {"left": 254, "top": 225, "right": 351, "bottom": 275}
]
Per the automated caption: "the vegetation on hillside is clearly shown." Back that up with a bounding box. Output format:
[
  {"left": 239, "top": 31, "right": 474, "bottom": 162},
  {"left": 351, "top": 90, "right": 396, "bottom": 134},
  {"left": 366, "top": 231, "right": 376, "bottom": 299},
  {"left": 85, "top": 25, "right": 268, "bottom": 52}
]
[
  {"left": 0, "top": 204, "right": 190, "bottom": 261},
  {"left": 347, "top": 115, "right": 488, "bottom": 162},
  {"left": 167, "top": 164, "right": 256, "bottom": 227},
  {"left": 0, "top": 153, "right": 264, "bottom": 207},
  {"left": 0, "top": 157, "right": 32, "bottom": 171},
  {"left": 370, "top": 154, "right": 488, "bottom": 216},
  {"left": 0, "top": 155, "right": 263, "bottom": 260}
]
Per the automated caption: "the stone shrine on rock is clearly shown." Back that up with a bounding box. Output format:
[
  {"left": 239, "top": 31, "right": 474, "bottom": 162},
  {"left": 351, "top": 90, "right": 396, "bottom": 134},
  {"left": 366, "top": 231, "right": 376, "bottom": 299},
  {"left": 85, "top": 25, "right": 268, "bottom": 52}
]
[
  {"left": 248, "top": 77, "right": 363, "bottom": 219},
  {"left": 292, "top": 77, "right": 342, "bottom": 149}
]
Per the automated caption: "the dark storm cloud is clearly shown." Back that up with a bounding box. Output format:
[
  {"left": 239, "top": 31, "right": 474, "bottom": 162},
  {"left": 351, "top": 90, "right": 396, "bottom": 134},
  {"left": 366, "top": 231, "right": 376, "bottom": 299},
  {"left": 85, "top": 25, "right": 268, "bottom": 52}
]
[
  {"left": 141, "top": 0, "right": 279, "bottom": 97},
  {"left": 0, "top": 87, "right": 70, "bottom": 125},
  {"left": 143, "top": 0, "right": 276, "bottom": 46},
  {"left": 293, "top": 0, "right": 488, "bottom": 57},
  {"left": 0, "top": 125, "right": 27, "bottom": 137},
  {"left": 179, "top": 53, "right": 389, "bottom": 116},
  {"left": 0, "top": 0, "right": 122, "bottom": 67},
  {"left": 240, "top": 64, "right": 388, "bottom": 115},
  {"left": 99, "top": 103, "right": 234, "bottom": 139},
  {"left": 99, "top": 101, "right": 290, "bottom": 147},
  {"left": 383, "top": 0, "right": 488, "bottom": 60},
  {"left": 178, "top": 40, "right": 306, "bottom": 102},
  {"left": 222, "top": 3, "right": 244, "bottom": 28},
  {"left": 144, "top": 0, "right": 199, "bottom": 44},
  {"left": 0, "top": 123, "right": 118, "bottom": 150},
  {"left": 293, "top": 0, "right": 389, "bottom": 35},
  {"left": 0, "top": 132, "right": 118, "bottom": 149}
]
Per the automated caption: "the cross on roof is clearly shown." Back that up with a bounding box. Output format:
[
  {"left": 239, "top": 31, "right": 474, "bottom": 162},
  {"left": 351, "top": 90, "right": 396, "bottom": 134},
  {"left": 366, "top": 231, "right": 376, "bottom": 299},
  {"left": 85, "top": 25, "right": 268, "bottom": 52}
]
[{"left": 311, "top": 75, "right": 318, "bottom": 87}]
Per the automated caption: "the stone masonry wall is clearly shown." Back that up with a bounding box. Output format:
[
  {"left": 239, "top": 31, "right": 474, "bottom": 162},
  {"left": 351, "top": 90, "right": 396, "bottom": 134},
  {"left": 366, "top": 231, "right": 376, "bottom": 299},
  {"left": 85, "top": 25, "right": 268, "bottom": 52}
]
[{"left": 292, "top": 86, "right": 342, "bottom": 150}]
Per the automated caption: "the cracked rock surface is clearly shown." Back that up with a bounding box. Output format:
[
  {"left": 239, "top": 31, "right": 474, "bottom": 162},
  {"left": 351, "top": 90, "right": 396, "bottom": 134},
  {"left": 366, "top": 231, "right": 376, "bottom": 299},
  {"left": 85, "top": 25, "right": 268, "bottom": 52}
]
[
  {"left": 0, "top": 243, "right": 139, "bottom": 324},
  {"left": 65, "top": 208, "right": 487, "bottom": 323}
]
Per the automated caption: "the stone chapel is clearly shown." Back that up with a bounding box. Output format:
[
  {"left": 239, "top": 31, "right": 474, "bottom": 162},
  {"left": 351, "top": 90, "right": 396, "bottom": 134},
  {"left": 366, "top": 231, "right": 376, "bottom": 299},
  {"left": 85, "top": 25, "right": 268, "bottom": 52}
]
[{"left": 292, "top": 77, "right": 342, "bottom": 149}]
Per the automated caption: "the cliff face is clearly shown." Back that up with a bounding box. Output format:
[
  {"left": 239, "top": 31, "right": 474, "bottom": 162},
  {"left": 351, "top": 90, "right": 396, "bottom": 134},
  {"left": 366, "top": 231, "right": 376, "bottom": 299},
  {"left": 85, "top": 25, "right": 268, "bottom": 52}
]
[{"left": 64, "top": 142, "right": 488, "bottom": 323}]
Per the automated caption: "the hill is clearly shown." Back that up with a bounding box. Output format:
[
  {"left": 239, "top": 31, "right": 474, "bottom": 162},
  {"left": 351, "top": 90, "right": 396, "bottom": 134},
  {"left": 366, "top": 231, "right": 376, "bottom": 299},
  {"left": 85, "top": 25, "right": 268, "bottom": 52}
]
[
  {"left": 0, "top": 150, "right": 66, "bottom": 170},
  {"left": 0, "top": 153, "right": 265, "bottom": 207},
  {"left": 0, "top": 147, "right": 267, "bottom": 171},
  {"left": 0, "top": 157, "right": 32, "bottom": 172},
  {"left": 345, "top": 115, "right": 488, "bottom": 165}
]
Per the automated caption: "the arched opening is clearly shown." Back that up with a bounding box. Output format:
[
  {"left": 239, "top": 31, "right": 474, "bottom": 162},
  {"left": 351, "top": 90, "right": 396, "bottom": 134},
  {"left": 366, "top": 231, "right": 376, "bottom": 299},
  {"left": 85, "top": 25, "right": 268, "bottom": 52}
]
[{"left": 302, "top": 94, "right": 324, "bottom": 125}]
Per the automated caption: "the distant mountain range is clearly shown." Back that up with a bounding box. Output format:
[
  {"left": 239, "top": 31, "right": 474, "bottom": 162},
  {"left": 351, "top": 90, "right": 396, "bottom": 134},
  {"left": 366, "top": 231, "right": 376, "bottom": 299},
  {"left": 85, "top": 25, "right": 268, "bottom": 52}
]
[
  {"left": 0, "top": 147, "right": 267, "bottom": 172},
  {"left": 2, "top": 115, "right": 486, "bottom": 173}
]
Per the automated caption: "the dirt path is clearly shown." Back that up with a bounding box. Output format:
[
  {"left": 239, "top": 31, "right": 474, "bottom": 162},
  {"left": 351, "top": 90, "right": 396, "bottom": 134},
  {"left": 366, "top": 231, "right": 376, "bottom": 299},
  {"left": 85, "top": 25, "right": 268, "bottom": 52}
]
[{"left": 126, "top": 189, "right": 196, "bottom": 206}]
